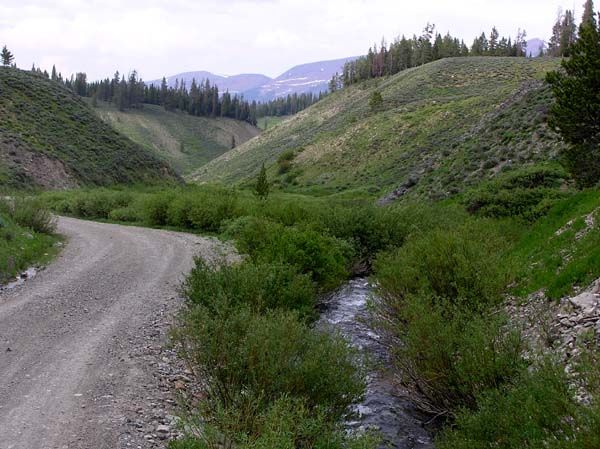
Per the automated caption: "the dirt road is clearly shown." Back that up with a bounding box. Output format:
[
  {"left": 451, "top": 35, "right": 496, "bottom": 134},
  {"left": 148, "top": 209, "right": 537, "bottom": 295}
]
[{"left": 0, "top": 217, "right": 231, "bottom": 449}]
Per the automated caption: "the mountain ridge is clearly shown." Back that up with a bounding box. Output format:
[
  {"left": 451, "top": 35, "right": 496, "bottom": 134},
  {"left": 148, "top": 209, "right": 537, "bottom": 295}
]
[{"left": 150, "top": 56, "right": 358, "bottom": 101}]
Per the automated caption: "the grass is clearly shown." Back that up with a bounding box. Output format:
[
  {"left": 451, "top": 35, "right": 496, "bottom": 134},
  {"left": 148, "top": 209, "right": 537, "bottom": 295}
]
[
  {"left": 90, "top": 100, "right": 260, "bottom": 175},
  {"left": 256, "top": 115, "right": 288, "bottom": 130},
  {"left": 509, "top": 189, "right": 600, "bottom": 299},
  {"left": 193, "top": 57, "right": 564, "bottom": 200},
  {"left": 0, "top": 198, "right": 60, "bottom": 284},
  {"left": 0, "top": 67, "right": 178, "bottom": 188}
]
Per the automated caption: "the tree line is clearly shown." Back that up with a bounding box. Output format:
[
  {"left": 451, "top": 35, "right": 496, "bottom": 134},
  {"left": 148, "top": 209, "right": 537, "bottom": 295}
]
[
  {"left": 25, "top": 66, "right": 322, "bottom": 125},
  {"left": 331, "top": 24, "right": 529, "bottom": 89},
  {"left": 547, "top": 2, "right": 598, "bottom": 57}
]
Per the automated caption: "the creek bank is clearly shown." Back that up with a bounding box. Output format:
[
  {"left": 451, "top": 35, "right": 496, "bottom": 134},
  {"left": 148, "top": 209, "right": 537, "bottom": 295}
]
[
  {"left": 317, "top": 278, "right": 435, "bottom": 449},
  {"left": 509, "top": 277, "right": 600, "bottom": 402}
]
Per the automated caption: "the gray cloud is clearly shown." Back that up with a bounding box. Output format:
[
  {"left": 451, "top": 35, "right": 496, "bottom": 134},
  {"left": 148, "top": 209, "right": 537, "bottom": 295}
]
[{"left": 0, "top": 0, "right": 575, "bottom": 80}]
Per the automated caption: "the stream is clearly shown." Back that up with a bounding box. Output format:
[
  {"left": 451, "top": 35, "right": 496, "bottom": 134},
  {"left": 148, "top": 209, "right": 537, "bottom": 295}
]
[{"left": 318, "top": 278, "right": 434, "bottom": 449}]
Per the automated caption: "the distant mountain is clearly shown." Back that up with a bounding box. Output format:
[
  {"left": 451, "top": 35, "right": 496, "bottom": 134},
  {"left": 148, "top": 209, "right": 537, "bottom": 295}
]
[
  {"left": 155, "top": 71, "right": 271, "bottom": 95},
  {"left": 245, "top": 57, "right": 359, "bottom": 101},
  {"left": 526, "top": 38, "right": 547, "bottom": 57},
  {"left": 151, "top": 57, "right": 358, "bottom": 102}
]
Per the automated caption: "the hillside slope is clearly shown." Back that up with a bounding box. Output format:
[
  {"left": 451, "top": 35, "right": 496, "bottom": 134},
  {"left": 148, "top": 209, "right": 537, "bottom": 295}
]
[
  {"left": 0, "top": 68, "right": 177, "bottom": 189},
  {"left": 193, "top": 57, "right": 565, "bottom": 199},
  {"left": 92, "top": 101, "right": 260, "bottom": 175}
]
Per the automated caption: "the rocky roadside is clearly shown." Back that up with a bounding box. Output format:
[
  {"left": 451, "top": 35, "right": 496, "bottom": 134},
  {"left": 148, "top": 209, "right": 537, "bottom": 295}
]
[
  {"left": 508, "top": 278, "right": 600, "bottom": 400},
  {"left": 117, "top": 294, "right": 194, "bottom": 449}
]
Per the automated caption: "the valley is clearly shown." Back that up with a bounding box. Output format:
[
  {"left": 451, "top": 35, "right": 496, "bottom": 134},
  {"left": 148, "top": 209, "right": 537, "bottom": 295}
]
[
  {"left": 91, "top": 100, "right": 260, "bottom": 174},
  {"left": 1, "top": 2, "right": 600, "bottom": 448}
]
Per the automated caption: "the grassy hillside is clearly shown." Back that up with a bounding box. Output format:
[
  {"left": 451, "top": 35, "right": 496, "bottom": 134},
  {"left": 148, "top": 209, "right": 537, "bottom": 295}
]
[
  {"left": 0, "top": 67, "right": 177, "bottom": 189},
  {"left": 193, "top": 57, "right": 565, "bottom": 199},
  {"left": 91, "top": 101, "right": 260, "bottom": 175}
]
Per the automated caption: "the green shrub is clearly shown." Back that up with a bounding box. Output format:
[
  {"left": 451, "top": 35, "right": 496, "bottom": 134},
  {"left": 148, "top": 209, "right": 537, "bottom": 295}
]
[
  {"left": 8, "top": 197, "right": 56, "bottom": 234},
  {"left": 170, "top": 397, "right": 379, "bottom": 449},
  {"left": 277, "top": 150, "right": 295, "bottom": 174},
  {"left": 186, "top": 189, "right": 238, "bottom": 232},
  {"left": 224, "top": 217, "right": 352, "bottom": 290},
  {"left": 143, "top": 192, "right": 175, "bottom": 226},
  {"left": 464, "top": 165, "right": 569, "bottom": 220},
  {"left": 108, "top": 205, "right": 143, "bottom": 222},
  {"left": 0, "top": 212, "right": 58, "bottom": 282},
  {"left": 183, "top": 258, "right": 317, "bottom": 320},
  {"left": 175, "top": 306, "right": 365, "bottom": 429},
  {"left": 384, "top": 297, "right": 524, "bottom": 414},
  {"left": 375, "top": 223, "right": 509, "bottom": 312},
  {"left": 373, "top": 220, "right": 524, "bottom": 414},
  {"left": 438, "top": 362, "right": 576, "bottom": 449}
]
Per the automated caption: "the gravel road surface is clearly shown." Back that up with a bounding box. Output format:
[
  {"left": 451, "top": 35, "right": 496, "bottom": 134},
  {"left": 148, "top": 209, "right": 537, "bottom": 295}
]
[{"left": 0, "top": 217, "right": 231, "bottom": 449}]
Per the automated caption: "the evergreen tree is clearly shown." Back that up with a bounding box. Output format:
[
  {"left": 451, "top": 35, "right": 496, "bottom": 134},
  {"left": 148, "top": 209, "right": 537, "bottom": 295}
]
[
  {"left": 1, "top": 45, "right": 14, "bottom": 66},
  {"left": 546, "top": 3, "right": 600, "bottom": 186},
  {"left": 51, "top": 65, "right": 58, "bottom": 81},
  {"left": 582, "top": 0, "right": 596, "bottom": 27},
  {"left": 560, "top": 10, "right": 578, "bottom": 56},
  {"left": 255, "top": 163, "right": 269, "bottom": 200},
  {"left": 369, "top": 91, "right": 384, "bottom": 112},
  {"left": 489, "top": 27, "right": 500, "bottom": 55}
]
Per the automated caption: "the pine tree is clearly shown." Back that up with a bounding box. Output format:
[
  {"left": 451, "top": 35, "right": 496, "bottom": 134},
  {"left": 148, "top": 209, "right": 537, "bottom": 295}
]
[
  {"left": 546, "top": 3, "right": 600, "bottom": 186},
  {"left": 560, "top": 10, "right": 578, "bottom": 56},
  {"left": 369, "top": 91, "right": 384, "bottom": 112},
  {"left": 582, "top": 0, "right": 596, "bottom": 27},
  {"left": 255, "top": 163, "right": 269, "bottom": 200},
  {"left": 548, "top": 9, "right": 564, "bottom": 56},
  {"left": 1, "top": 45, "right": 14, "bottom": 66},
  {"left": 489, "top": 27, "right": 500, "bottom": 55},
  {"left": 51, "top": 65, "right": 58, "bottom": 81}
]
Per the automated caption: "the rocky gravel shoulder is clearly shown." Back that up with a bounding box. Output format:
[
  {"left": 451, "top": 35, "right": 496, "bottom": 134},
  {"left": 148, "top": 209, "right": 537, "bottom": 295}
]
[{"left": 0, "top": 217, "right": 235, "bottom": 449}]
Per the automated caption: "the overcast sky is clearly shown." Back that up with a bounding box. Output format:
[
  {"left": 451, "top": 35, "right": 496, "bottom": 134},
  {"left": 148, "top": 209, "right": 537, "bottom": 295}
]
[{"left": 0, "top": 0, "right": 581, "bottom": 81}]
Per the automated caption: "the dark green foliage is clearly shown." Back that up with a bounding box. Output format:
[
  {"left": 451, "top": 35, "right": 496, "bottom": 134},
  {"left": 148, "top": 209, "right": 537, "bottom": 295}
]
[
  {"left": 254, "top": 163, "right": 270, "bottom": 199},
  {"left": 368, "top": 91, "right": 383, "bottom": 112},
  {"left": 277, "top": 149, "right": 295, "bottom": 174},
  {"left": 548, "top": 10, "right": 578, "bottom": 57},
  {"left": 173, "top": 305, "right": 365, "bottom": 446},
  {"left": 177, "top": 306, "right": 363, "bottom": 420},
  {"left": 169, "top": 397, "right": 378, "bottom": 449},
  {"left": 375, "top": 223, "right": 509, "bottom": 311},
  {"left": 464, "top": 165, "right": 569, "bottom": 220},
  {"left": 1, "top": 45, "right": 14, "bottom": 66},
  {"left": 0, "top": 67, "right": 177, "bottom": 187},
  {"left": 6, "top": 197, "right": 56, "bottom": 234},
  {"left": 0, "top": 201, "right": 58, "bottom": 283},
  {"left": 438, "top": 362, "right": 576, "bottom": 449},
  {"left": 183, "top": 258, "right": 317, "bottom": 320},
  {"left": 373, "top": 221, "right": 524, "bottom": 414},
  {"left": 547, "top": 9, "right": 600, "bottom": 187},
  {"left": 224, "top": 217, "right": 352, "bottom": 291}
]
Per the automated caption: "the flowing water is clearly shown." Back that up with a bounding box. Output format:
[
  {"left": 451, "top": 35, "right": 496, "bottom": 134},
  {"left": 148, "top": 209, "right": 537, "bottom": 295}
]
[
  {"left": 2, "top": 267, "right": 37, "bottom": 290},
  {"left": 318, "top": 278, "right": 435, "bottom": 449}
]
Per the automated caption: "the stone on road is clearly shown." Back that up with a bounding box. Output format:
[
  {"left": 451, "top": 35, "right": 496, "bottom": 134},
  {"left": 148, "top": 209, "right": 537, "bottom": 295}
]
[{"left": 0, "top": 217, "right": 230, "bottom": 449}]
